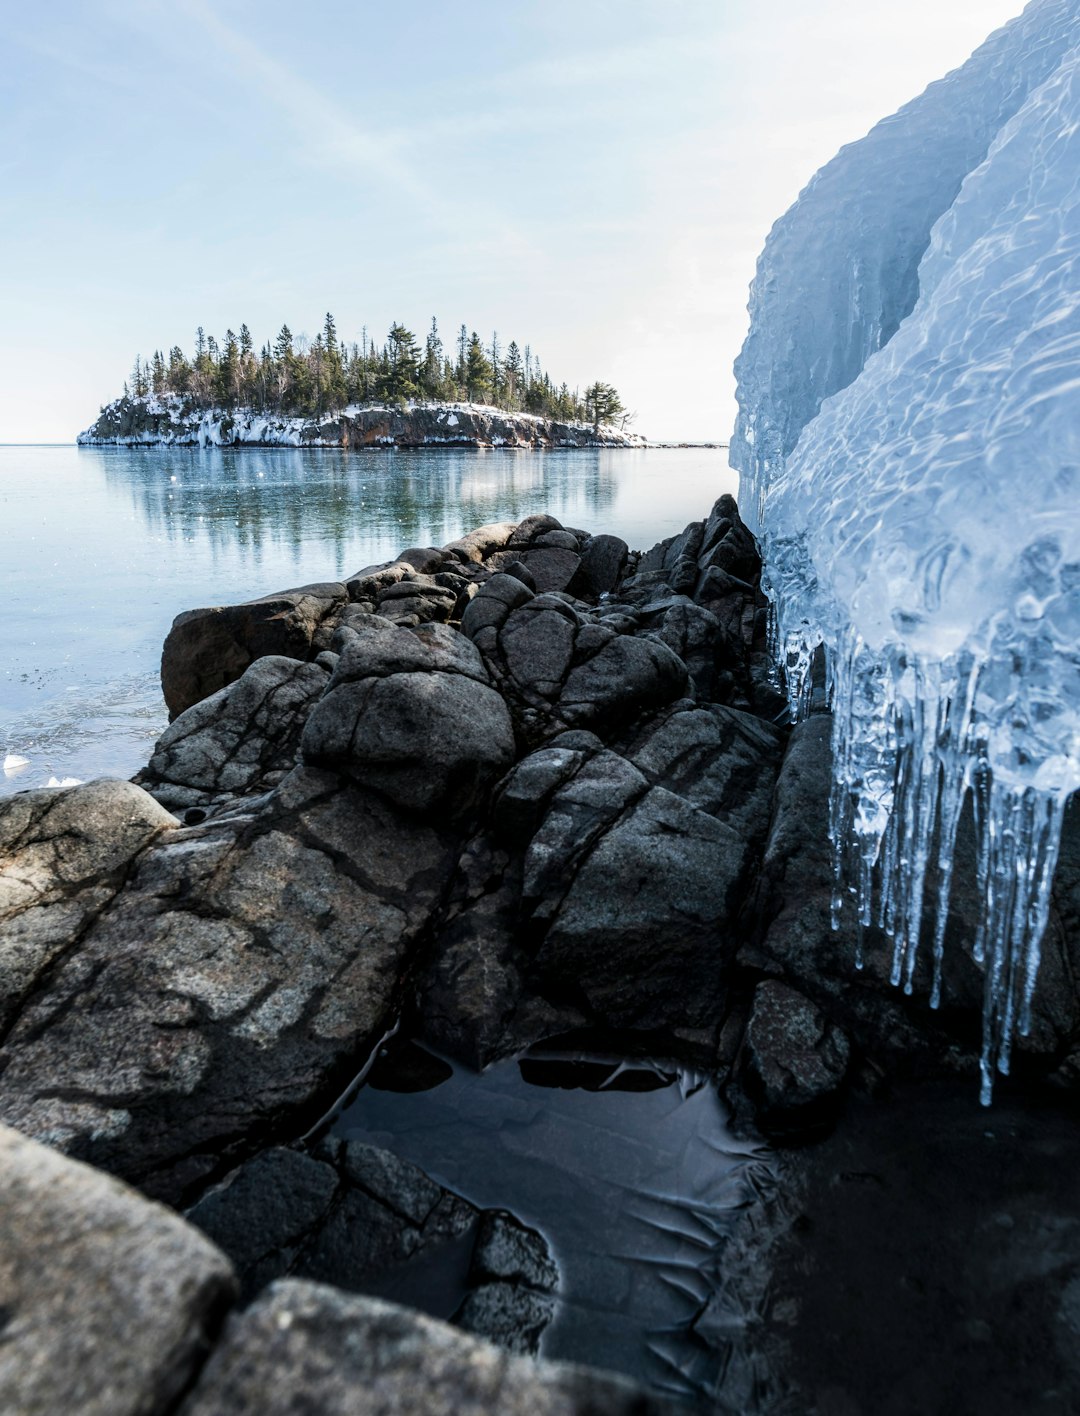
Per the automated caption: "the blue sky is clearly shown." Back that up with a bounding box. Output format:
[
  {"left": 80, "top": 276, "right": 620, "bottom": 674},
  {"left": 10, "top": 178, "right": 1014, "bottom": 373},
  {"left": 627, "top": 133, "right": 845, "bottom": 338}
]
[{"left": 1, "top": 0, "right": 1023, "bottom": 442}]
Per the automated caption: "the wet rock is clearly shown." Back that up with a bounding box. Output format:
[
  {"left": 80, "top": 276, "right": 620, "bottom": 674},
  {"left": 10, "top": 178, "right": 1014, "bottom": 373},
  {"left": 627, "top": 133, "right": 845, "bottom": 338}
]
[
  {"left": 186, "top": 1147, "right": 339, "bottom": 1297},
  {"left": 142, "top": 655, "right": 330, "bottom": 810},
  {"left": 742, "top": 980, "right": 851, "bottom": 1130},
  {"left": 182, "top": 1282, "right": 682, "bottom": 1416},
  {"left": 469, "top": 1210, "right": 559, "bottom": 1292},
  {"left": 161, "top": 581, "right": 346, "bottom": 719},
  {"left": 0, "top": 1123, "right": 234, "bottom": 1416}
]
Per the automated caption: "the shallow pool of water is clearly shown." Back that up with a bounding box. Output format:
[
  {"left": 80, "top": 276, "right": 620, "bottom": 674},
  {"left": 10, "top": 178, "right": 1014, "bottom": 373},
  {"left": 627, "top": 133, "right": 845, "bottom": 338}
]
[{"left": 332, "top": 1037, "right": 767, "bottom": 1399}]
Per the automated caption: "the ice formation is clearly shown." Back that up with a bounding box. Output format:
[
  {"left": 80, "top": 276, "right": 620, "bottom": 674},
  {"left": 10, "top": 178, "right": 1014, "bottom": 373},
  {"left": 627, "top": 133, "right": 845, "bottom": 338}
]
[{"left": 731, "top": 0, "right": 1080, "bottom": 1100}]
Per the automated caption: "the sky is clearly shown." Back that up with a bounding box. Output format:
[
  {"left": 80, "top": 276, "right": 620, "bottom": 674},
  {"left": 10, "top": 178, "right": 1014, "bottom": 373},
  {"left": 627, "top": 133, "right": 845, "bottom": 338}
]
[{"left": 1, "top": 0, "right": 1026, "bottom": 444}]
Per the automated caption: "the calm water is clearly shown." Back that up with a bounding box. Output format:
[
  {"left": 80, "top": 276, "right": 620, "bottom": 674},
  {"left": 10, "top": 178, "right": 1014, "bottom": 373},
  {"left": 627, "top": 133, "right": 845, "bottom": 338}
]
[
  {"left": 0, "top": 443, "right": 735, "bottom": 793},
  {"left": 333, "top": 1037, "right": 765, "bottom": 1396}
]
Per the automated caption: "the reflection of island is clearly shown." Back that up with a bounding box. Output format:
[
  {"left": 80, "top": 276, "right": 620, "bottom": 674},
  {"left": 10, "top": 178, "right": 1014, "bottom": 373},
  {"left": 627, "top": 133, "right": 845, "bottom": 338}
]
[{"left": 91, "top": 445, "right": 622, "bottom": 577}]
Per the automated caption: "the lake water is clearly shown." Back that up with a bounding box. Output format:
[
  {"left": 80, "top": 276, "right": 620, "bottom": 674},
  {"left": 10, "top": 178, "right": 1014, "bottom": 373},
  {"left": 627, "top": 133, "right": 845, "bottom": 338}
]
[{"left": 0, "top": 443, "right": 735, "bottom": 793}]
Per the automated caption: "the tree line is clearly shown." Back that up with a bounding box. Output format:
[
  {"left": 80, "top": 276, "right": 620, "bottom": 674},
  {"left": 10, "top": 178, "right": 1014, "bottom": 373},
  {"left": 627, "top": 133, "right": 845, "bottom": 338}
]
[{"left": 123, "top": 314, "right": 628, "bottom": 432}]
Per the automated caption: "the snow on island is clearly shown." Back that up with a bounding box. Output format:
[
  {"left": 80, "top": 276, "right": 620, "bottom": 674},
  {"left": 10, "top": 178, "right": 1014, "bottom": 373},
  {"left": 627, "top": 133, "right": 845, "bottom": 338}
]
[
  {"left": 76, "top": 395, "right": 645, "bottom": 450},
  {"left": 732, "top": 0, "right": 1080, "bottom": 1100}
]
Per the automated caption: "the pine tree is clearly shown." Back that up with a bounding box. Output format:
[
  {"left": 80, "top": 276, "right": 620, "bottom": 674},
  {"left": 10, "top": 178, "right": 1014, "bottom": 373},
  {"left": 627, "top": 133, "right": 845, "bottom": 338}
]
[
  {"left": 130, "top": 356, "right": 149, "bottom": 398},
  {"left": 218, "top": 330, "right": 240, "bottom": 406},
  {"left": 383, "top": 323, "right": 421, "bottom": 401},
  {"left": 422, "top": 317, "right": 444, "bottom": 400},
  {"left": 465, "top": 332, "right": 494, "bottom": 404},
  {"left": 503, "top": 341, "right": 523, "bottom": 410},
  {"left": 320, "top": 313, "right": 346, "bottom": 411},
  {"left": 489, "top": 332, "right": 501, "bottom": 405},
  {"left": 583, "top": 381, "right": 626, "bottom": 433}
]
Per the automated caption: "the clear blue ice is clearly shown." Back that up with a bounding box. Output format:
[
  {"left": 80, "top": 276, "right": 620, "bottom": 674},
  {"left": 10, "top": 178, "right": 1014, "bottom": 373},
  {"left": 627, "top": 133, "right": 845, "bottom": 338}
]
[{"left": 731, "top": 0, "right": 1080, "bottom": 1100}]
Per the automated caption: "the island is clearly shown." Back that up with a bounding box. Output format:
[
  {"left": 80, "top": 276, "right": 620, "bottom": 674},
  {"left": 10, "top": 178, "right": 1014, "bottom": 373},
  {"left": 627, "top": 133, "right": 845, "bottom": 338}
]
[
  {"left": 77, "top": 395, "right": 644, "bottom": 449},
  {"left": 77, "top": 315, "right": 642, "bottom": 448}
]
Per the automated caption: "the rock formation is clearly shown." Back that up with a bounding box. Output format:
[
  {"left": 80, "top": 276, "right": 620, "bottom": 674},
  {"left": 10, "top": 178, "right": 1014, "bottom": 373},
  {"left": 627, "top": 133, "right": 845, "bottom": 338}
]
[{"left": 4, "top": 494, "right": 1080, "bottom": 1408}]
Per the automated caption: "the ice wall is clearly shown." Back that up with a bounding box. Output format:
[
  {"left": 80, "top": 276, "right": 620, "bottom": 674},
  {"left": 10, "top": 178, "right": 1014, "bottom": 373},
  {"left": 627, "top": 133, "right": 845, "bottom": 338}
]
[{"left": 732, "top": 0, "right": 1080, "bottom": 1100}]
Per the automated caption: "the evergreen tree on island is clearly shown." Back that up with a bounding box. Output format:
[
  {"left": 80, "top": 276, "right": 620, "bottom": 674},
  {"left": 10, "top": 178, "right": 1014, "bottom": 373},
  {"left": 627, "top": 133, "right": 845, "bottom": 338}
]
[{"left": 112, "top": 314, "right": 631, "bottom": 430}]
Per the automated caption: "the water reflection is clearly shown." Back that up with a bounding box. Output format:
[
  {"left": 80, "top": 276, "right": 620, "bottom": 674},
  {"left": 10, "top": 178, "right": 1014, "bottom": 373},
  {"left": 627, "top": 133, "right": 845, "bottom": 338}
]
[
  {"left": 2, "top": 443, "right": 731, "bottom": 791},
  {"left": 95, "top": 446, "right": 621, "bottom": 580}
]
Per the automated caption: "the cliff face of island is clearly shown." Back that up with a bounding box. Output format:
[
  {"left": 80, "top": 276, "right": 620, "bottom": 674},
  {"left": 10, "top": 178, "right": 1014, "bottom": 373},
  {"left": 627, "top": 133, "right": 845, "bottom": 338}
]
[{"left": 76, "top": 394, "right": 644, "bottom": 450}]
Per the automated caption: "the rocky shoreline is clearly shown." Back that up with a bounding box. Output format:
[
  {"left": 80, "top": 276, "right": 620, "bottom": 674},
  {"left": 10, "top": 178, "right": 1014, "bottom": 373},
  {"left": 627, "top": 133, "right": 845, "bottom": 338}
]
[
  {"left": 76, "top": 395, "right": 644, "bottom": 449},
  {"left": 3, "top": 497, "right": 1080, "bottom": 1412}
]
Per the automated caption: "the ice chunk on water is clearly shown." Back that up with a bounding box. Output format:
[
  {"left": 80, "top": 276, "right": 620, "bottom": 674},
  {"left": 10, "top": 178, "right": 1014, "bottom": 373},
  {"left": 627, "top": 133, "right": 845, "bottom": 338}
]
[
  {"left": 3, "top": 754, "right": 30, "bottom": 776},
  {"left": 732, "top": 0, "right": 1080, "bottom": 1099}
]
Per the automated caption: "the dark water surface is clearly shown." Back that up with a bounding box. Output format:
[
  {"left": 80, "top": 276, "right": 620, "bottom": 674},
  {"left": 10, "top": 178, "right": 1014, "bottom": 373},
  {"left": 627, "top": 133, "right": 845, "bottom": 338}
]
[
  {"left": 333, "top": 1039, "right": 767, "bottom": 1399},
  {"left": 0, "top": 443, "right": 734, "bottom": 792}
]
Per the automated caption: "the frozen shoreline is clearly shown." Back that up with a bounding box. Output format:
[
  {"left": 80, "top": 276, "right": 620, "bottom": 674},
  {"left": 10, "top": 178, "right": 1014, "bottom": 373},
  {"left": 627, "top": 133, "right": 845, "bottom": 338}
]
[{"left": 78, "top": 395, "right": 645, "bottom": 450}]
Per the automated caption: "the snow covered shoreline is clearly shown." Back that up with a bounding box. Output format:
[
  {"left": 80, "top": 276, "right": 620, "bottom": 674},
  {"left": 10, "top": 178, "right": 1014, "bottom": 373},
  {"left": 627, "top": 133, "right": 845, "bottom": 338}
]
[{"left": 77, "top": 395, "right": 645, "bottom": 450}]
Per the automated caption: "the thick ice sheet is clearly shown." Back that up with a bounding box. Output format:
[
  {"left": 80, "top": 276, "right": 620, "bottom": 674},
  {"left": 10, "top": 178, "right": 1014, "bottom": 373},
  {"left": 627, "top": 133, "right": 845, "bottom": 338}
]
[{"left": 731, "top": 0, "right": 1080, "bottom": 1098}]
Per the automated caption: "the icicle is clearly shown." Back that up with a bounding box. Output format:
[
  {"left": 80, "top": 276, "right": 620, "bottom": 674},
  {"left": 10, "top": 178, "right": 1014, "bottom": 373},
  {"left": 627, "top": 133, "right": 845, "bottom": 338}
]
[{"left": 766, "top": 590, "right": 1072, "bottom": 1105}]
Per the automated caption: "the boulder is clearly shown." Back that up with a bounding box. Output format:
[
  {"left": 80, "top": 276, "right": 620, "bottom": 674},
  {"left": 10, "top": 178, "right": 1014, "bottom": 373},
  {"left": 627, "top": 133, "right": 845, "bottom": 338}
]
[
  {"left": 534, "top": 787, "right": 750, "bottom": 1029},
  {"left": 515, "top": 546, "right": 582, "bottom": 594},
  {"left": 441, "top": 521, "right": 519, "bottom": 564},
  {"left": 625, "top": 702, "right": 782, "bottom": 846},
  {"left": 0, "top": 1123, "right": 234, "bottom": 1416},
  {"left": 188, "top": 1140, "right": 559, "bottom": 1354},
  {"left": 161, "top": 582, "right": 346, "bottom": 719},
  {"left": 182, "top": 1282, "right": 683, "bottom": 1415},
  {"left": 571, "top": 533, "right": 629, "bottom": 599},
  {"left": 301, "top": 623, "right": 515, "bottom": 815},
  {"left": 142, "top": 655, "right": 330, "bottom": 810},
  {"left": 741, "top": 980, "right": 851, "bottom": 1129},
  {"left": 559, "top": 632, "right": 689, "bottom": 731}
]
